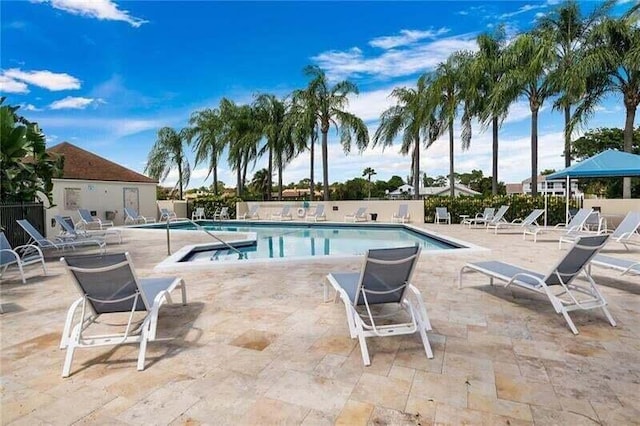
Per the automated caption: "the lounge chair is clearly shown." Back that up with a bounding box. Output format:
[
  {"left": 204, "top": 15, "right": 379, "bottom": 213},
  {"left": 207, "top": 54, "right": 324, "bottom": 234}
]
[
  {"left": 239, "top": 205, "right": 260, "bottom": 220},
  {"left": 56, "top": 215, "right": 122, "bottom": 244},
  {"left": 0, "top": 231, "right": 47, "bottom": 284},
  {"left": 434, "top": 207, "right": 451, "bottom": 225},
  {"left": 482, "top": 205, "right": 509, "bottom": 230},
  {"left": 466, "top": 207, "right": 495, "bottom": 227},
  {"left": 213, "top": 207, "right": 230, "bottom": 220},
  {"left": 560, "top": 211, "right": 640, "bottom": 250},
  {"left": 325, "top": 246, "right": 433, "bottom": 365},
  {"left": 159, "top": 208, "right": 177, "bottom": 221},
  {"left": 345, "top": 207, "right": 368, "bottom": 223},
  {"left": 17, "top": 219, "right": 106, "bottom": 254},
  {"left": 192, "top": 207, "right": 206, "bottom": 220},
  {"left": 487, "top": 209, "right": 545, "bottom": 234},
  {"left": 124, "top": 207, "right": 156, "bottom": 225},
  {"left": 306, "top": 204, "right": 327, "bottom": 222},
  {"left": 459, "top": 235, "right": 616, "bottom": 334},
  {"left": 590, "top": 254, "right": 639, "bottom": 276},
  {"left": 523, "top": 207, "right": 593, "bottom": 243},
  {"left": 392, "top": 204, "right": 410, "bottom": 223},
  {"left": 77, "top": 209, "right": 113, "bottom": 230},
  {"left": 59, "top": 252, "right": 187, "bottom": 377},
  {"left": 272, "top": 206, "right": 293, "bottom": 221}
]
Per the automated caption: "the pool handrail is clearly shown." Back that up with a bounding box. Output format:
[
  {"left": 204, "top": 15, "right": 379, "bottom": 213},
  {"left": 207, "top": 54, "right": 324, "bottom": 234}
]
[{"left": 165, "top": 218, "right": 245, "bottom": 258}]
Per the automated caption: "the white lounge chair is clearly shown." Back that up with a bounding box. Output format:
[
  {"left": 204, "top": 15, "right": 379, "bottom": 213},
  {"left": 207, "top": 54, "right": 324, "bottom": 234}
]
[
  {"left": 59, "top": 252, "right": 187, "bottom": 377},
  {"left": 213, "top": 207, "right": 230, "bottom": 220},
  {"left": 459, "top": 234, "right": 616, "bottom": 334},
  {"left": 345, "top": 207, "right": 368, "bottom": 223},
  {"left": 434, "top": 207, "right": 451, "bottom": 224},
  {"left": 325, "top": 246, "right": 433, "bottom": 365},
  {"left": 192, "top": 207, "right": 206, "bottom": 220},
  {"left": 0, "top": 231, "right": 47, "bottom": 284},
  {"left": 272, "top": 206, "right": 293, "bottom": 221},
  {"left": 124, "top": 208, "right": 156, "bottom": 225},
  {"left": 17, "top": 219, "right": 106, "bottom": 254},
  {"left": 524, "top": 208, "right": 593, "bottom": 243},
  {"left": 560, "top": 211, "right": 640, "bottom": 250},
  {"left": 467, "top": 207, "right": 495, "bottom": 227},
  {"left": 56, "top": 215, "right": 122, "bottom": 244},
  {"left": 392, "top": 204, "right": 410, "bottom": 223},
  {"left": 306, "top": 204, "right": 327, "bottom": 222},
  {"left": 159, "top": 208, "right": 177, "bottom": 221},
  {"left": 239, "top": 205, "right": 260, "bottom": 220},
  {"left": 482, "top": 205, "right": 509, "bottom": 230},
  {"left": 77, "top": 209, "right": 113, "bottom": 230},
  {"left": 487, "top": 209, "right": 545, "bottom": 234},
  {"left": 590, "top": 254, "right": 640, "bottom": 276}
]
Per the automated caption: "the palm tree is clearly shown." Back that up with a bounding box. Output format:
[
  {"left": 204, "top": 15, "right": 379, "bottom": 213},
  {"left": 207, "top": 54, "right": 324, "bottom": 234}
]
[
  {"left": 189, "top": 108, "right": 225, "bottom": 195},
  {"left": 362, "top": 167, "right": 376, "bottom": 200},
  {"left": 575, "top": 9, "right": 640, "bottom": 198},
  {"left": 373, "top": 75, "right": 440, "bottom": 200},
  {"left": 537, "top": 0, "right": 614, "bottom": 168},
  {"left": 287, "top": 86, "right": 319, "bottom": 200},
  {"left": 429, "top": 52, "right": 474, "bottom": 197},
  {"left": 145, "top": 127, "right": 191, "bottom": 200},
  {"left": 302, "top": 65, "right": 370, "bottom": 201},
  {"left": 492, "top": 32, "right": 556, "bottom": 196},
  {"left": 467, "top": 27, "right": 509, "bottom": 195},
  {"left": 250, "top": 168, "right": 271, "bottom": 200}
]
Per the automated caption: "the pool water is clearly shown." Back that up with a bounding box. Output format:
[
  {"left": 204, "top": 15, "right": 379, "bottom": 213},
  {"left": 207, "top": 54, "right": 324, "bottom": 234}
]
[{"left": 161, "top": 221, "right": 460, "bottom": 262}]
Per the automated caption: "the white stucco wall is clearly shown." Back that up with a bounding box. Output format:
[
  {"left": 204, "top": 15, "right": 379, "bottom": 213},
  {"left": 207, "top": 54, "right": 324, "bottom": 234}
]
[{"left": 45, "top": 178, "right": 157, "bottom": 237}]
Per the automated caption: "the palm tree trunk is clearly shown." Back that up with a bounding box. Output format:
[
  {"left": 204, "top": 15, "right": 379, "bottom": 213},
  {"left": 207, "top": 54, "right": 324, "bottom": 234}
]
[
  {"left": 448, "top": 121, "right": 455, "bottom": 197},
  {"left": 492, "top": 116, "right": 499, "bottom": 195},
  {"left": 622, "top": 104, "right": 636, "bottom": 199},
  {"left": 278, "top": 160, "right": 283, "bottom": 201},
  {"left": 267, "top": 148, "right": 273, "bottom": 201},
  {"left": 178, "top": 162, "right": 183, "bottom": 200},
  {"left": 212, "top": 154, "right": 218, "bottom": 196},
  {"left": 413, "top": 135, "right": 420, "bottom": 200},
  {"left": 531, "top": 108, "right": 539, "bottom": 197},
  {"left": 236, "top": 159, "right": 242, "bottom": 197},
  {"left": 321, "top": 130, "right": 329, "bottom": 201},
  {"left": 564, "top": 105, "right": 571, "bottom": 168},
  {"left": 242, "top": 158, "right": 249, "bottom": 195},
  {"left": 309, "top": 133, "right": 315, "bottom": 201}
]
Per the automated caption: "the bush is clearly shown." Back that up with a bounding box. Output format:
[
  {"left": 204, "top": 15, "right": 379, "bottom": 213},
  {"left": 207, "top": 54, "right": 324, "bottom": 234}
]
[
  {"left": 424, "top": 194, "right": 579, "bottom": 225},
  {"left": 190, "top": 195, "right": 242, "bottom": 219}
]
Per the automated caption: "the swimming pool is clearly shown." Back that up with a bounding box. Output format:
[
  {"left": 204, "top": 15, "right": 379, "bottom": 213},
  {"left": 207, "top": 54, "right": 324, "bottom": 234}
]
[{"left": 146, "top": 221, "right": 467, "bottom": 263}]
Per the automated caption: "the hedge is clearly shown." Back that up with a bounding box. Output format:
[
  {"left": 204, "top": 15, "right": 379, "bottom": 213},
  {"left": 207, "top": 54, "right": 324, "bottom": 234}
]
[
  {"left": 424, "top": 194, "right": 579, "bottom": 225},
  {"left": 190, "top": 196, "right": 242, "bottom": 219}
]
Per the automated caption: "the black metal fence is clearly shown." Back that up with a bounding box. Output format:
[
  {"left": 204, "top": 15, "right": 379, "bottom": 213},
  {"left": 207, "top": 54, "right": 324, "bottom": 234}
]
[{"left": 0, "top": 202, "right": 45, "bottom": 247}]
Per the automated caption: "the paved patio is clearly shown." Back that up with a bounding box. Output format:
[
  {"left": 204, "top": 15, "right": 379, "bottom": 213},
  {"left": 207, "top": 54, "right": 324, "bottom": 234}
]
[{"left": 1, "top": 223, "right": 639, "bottom": 425}]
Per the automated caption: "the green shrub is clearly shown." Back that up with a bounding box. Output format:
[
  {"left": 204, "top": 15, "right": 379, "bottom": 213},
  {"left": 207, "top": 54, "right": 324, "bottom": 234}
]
[
  {"left": 424, "top": 194, "right": 579, "bottom": 225},
  {"left": 190, "top": 195, "right": 242, "bottom": 219}
]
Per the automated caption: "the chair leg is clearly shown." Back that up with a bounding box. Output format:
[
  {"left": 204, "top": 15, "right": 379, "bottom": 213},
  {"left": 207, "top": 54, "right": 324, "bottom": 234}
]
[
  {"left": 137, "top": 326, "right": 149, "bottom": 371},
  {"left": 17, "top": 262, "right": 26, "bottom": 284},
  {"left": 561, "top": 309, "right": 579, "bottom": 335},
  {"left": 179, "top": 279, "right": 187, "bottom": 305},
  {"left": 601, "top": 306, "right": 617, "bottom": 327},
  {"left": 62, "top": 324, "right": 80, "bottom": 377},
  {"left": 355, "top": 322, "right": 371, "bottom": 366}
]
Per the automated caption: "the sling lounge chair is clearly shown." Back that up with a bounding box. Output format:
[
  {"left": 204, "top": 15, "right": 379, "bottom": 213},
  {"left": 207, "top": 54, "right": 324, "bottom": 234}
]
[
  {"left": 345, "top": 207, "right": 368, "bottom": 223},
  {"left": 306, "top": 204, "right": 327, "bottom": 222},
  {"left": 192, "top": 207, "right": 206, "bottom": 220},
  {"left": 213, "top": 207, "right": 230, "bottom": 220},
  {"left": 325, "top": 246, "right": 433, "bottom": 365},
  {"left": 0, "top": 232, "right": 47, "bottom": 284},
  {"left": 124, "top": 208, "right": 156, "bottom": 225},
  {"left": 239, "top": 205, "right": 260, "bottom": 220},
  {"left": 59, "top": 252, "right": 187, "bottom": 377},
  {"left": 17, "top": 219, "right": 106, "bottom": 254},
  {"left": 560, "top": 211, "right": 640, "bottom": 250},
  {"left": 77, "top": 209, "right": 113, "bottom": 230},
  {"left": 487, "top": 209, "right": 544, "bottom": 234},
  {"left": 482, "top": 205, "right": 509, "bottom": 231},
  {"left": 272, "top": 206, "right": 293, "bottom": 221},
  {"left": 434, "top": 207, "right": 451, "bottom": 224},
  {"left": 523, "top": 208, "right": 593, "bottom": 243},
  {"left": 467, "top": 207, "right": 495, "bottom": 227},
  {"left": 159, "top": 208, "right": 177, "bottom": 221},
  {"left": 459, "top": 234, "right": 616, "bottom": 334},
  {"left": 56, "top": 215, "right": 122, "bottom": 244},
  {"left": 589, "top": 254, "right": 639, "bottom": 276},
  {"left": 392, "top": 204, "right": 410, "bottom": 223}
]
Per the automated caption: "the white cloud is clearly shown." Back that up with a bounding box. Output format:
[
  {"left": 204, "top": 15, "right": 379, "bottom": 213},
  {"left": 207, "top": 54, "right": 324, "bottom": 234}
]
[
  {"left": 34, "top": 0, "right": 148, "bottom": 27},
  {"left": 3, "top": 68, "right": 81, "bottom": 91},
  {"left": 369, "top": 28, "right": 450, "bottom": 49},
  {"left": 22, "top": 103, "right": 42, "bottom": 111},
  {"left": 37, "top": 116, "right": 165, "bottom": 138},
  {"left": 499, "top": 4, "right": 546, "bottom": 19},
  {"left": 0, "top": 75, "right": 29, "bottom": 93},
  {"left": 313, "top": 33, "right": 478, "bottom": 80},
  {"left": 49, "top": 96, "right": 101, "bottom": 110}
]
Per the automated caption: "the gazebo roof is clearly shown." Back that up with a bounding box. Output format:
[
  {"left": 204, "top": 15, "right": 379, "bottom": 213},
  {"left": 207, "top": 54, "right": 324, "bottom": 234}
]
[{"left": 546, "top": 149, "right": 640, "bottom": 180}]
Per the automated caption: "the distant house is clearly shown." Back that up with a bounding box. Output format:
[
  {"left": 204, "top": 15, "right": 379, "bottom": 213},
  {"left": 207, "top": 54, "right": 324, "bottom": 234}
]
[
  {"left": 271, "top": 187, "right": 323, "bottom": 200},
  {"left": 44, "top": 142, "right": 158, "bottom": 236},
  {"left": 514, "top": 175, "right": 582, "bottom": 196},
  {"left": 388, "top": 184, "right": 480, "bottom": 199}
]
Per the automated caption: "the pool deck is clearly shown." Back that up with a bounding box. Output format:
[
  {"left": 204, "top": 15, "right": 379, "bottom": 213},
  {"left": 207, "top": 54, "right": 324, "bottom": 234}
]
[{"left": 1, "top": 223, "right": 639, "bottom": 425}]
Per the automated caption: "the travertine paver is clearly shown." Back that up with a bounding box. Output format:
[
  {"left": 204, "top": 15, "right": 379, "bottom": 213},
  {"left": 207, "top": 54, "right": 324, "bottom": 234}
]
[{"left": 1, "top": 223, "right": 639, "bottom": 425}]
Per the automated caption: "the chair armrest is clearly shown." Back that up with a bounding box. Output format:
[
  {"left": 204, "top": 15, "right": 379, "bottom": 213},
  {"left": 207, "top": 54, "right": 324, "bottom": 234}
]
[
  {"left": 13, "top": 243, "right": 44, "bottom": 259},
  {"left": 0, "top": 248, "right": 20, "bottom": 263}
]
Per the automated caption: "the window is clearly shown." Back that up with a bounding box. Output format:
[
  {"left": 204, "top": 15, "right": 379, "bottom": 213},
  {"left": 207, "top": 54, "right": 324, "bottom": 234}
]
[{"left": 64, "top": 188, "right": 81, "bottom": 210}]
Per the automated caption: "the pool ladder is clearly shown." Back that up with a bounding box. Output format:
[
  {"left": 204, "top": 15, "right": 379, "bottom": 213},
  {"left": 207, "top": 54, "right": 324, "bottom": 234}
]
[{"left": 165, "top": 218, "right": 245, "bottom": 259}]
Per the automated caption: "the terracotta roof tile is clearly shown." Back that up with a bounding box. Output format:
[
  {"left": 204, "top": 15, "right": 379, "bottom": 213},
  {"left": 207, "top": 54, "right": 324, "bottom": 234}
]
[{"left": 48, "top": 142, "right": 157, "bottom": 183}]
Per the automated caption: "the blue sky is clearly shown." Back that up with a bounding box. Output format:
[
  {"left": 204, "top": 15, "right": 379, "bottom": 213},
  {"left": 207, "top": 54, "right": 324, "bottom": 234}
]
[{"left": 1, "top": 0, "right": 636, "bottom": 189}]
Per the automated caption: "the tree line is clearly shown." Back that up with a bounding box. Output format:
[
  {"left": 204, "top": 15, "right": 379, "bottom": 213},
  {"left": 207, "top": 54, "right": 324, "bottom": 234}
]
[{"left": 146, "top": 1, "right": 639, "bottom": 201}]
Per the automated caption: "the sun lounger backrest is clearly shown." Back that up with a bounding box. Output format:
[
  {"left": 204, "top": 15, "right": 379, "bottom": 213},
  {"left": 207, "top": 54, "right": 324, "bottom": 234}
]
[
  {"left": 55, "top": 215, "right": 77, "bottom": 235},
  {"left": 0, "top": 232, "right": 16, "bottom": 266},
  {"left": 355, "top": 246, "right": 421, "bottom": 306},
  {"left": 523, "top": 209, "right": 545, "bottom": 225},
  {"left": 488, "top": 205, "right": 509, "bottom": 224},
  {"left": 17, "top": 219, "right": 54, "bottom": 248},
  {"left": 612, "top": 211, "right": 640, "bottom": 238},
  {"left": 545, "top": 234, "right": 608, "bottom": 286},
  {"left": 78, "top": 209, "right": 94, "bottom": 223},
  {"left": 436, "top": 207, "right": 448, "bottom": 217},
  {"left": 250, "top": 205, "right": 259, "bottom": 215},
  {"left": 315, "top": 204, "right": 325, "bottom": 216},
  {"left": 482, "top": 208, "right": 495, "bottom": 219},
  {"left": 566, "top": 208, "right": 592, "bottom": 229},
  {"left": 398, "top": 204, "right": 408, "bottom": 217},
  {"left": 62, "top": 253, "right": 148, "bottom": 315},
  {"left": 124, "top": 207, "right": 139, "bottom": 219}
]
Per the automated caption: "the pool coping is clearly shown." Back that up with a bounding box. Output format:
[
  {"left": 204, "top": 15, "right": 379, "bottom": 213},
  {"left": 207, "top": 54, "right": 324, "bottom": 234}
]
[{"left": 152, "top": 220, "right": 488, "bottom": 272}]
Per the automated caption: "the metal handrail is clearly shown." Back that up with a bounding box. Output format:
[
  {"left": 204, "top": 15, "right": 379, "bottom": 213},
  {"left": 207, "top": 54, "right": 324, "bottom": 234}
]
[{"left": 165, "top": 217, "right": 244, "bottom": 257}]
